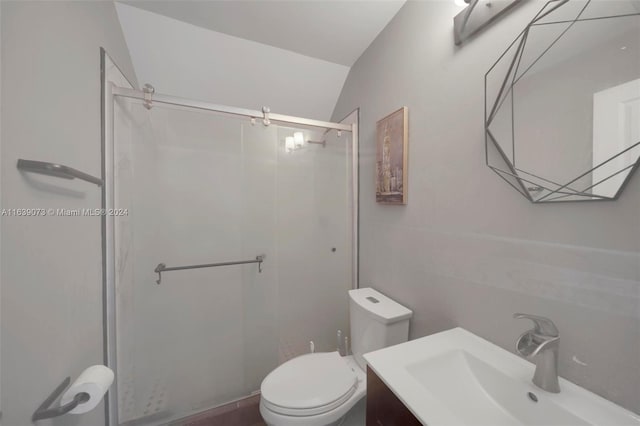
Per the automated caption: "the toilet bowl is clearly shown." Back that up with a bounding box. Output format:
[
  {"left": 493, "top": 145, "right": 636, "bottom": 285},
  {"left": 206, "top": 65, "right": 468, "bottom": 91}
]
[
  {"left": 260, "top": 352, "right": 365, "bottom": 426},
  {"left": 260, "top": 288, "right": 412, "bottom": 426}
]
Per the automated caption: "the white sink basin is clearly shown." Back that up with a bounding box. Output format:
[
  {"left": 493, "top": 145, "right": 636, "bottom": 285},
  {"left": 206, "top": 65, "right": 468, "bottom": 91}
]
[{"left": 364, "top": 328, "right": 640, "bottom": 426}]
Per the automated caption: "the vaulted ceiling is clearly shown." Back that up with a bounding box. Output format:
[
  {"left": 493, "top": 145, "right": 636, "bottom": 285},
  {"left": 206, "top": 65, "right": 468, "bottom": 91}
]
[
  {"left": 115, "top": 1, "right": 405, "bottom": 120},
  {"left": 120, "top": 0, "right": 406, "bottom": 67}
]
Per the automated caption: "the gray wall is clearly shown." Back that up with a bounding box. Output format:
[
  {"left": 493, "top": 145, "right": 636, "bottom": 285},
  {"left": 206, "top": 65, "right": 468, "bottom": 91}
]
[
  {"left": 333, "top": 0, "right": 640, "bottom": 413},
  {"left": 1, "top": 2, "right": 136, "bottom": 425}
]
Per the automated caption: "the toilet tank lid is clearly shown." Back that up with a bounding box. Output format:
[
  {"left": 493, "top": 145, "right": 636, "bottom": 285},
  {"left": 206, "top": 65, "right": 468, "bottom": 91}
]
[{"left": 349, "top": 288, "right": 412, "bottom": 324}]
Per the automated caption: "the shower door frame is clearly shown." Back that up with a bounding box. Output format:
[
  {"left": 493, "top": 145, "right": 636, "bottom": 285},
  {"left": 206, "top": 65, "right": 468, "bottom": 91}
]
[{"left": 101, "top": 51, "right": 359, "bottom": 426}]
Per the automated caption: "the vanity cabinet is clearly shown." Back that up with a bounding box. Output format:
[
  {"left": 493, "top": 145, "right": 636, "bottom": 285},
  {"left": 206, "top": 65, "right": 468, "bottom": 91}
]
[{"left": 366, "top": 366, "right": 422, "bottom": 426}]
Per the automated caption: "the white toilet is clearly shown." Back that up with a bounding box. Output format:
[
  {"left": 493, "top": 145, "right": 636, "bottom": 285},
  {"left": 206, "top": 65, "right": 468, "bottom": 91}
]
[{"left": 259, "top": 287, "right": 412, "bottom": 426}]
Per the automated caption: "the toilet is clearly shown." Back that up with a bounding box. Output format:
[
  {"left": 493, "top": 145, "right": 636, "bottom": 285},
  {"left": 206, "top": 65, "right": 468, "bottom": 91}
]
[{"left": 259, "top": 287, "right": 413, "bottom": 426}]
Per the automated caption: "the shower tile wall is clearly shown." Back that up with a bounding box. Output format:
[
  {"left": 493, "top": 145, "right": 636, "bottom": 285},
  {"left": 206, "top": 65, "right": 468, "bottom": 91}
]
[{"left": 113, "top": 100, "right": 353, "bottom": 425}]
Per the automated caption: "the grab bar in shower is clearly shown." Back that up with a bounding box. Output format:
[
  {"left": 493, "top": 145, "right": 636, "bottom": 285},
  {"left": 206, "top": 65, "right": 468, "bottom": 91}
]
[
  {"left": 154, "top": 255, "right": 265, "bottom": 284},
  {"left": 17, "top": 159, "right": 103, "bottom": 186}
]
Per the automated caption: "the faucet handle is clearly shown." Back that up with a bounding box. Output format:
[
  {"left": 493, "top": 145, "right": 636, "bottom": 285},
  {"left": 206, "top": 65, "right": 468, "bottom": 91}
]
[{"left": 513, "top": 313, "right": 559, "bottom": 337}]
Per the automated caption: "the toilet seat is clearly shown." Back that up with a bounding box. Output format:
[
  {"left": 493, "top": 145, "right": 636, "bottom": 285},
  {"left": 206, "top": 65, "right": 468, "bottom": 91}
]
[{"left": 261, "top": 352, "right": 358, "bottom": 416}]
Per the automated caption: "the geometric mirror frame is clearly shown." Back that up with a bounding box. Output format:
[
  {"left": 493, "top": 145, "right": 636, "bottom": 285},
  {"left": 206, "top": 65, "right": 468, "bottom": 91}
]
[{"left": 485, "top": 0, "right": 640, "bottom": 203}]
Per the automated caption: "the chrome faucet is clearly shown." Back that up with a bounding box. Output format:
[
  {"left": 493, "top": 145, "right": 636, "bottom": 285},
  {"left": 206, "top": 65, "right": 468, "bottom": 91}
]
[{"left": 513, "top": 313, "right": 560, "bottom": 393}]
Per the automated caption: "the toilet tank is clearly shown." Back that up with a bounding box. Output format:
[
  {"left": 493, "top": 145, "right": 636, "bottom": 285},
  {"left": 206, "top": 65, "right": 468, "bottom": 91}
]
[{"left": 349, "top": 288, "right": 412, "bottom": 370}]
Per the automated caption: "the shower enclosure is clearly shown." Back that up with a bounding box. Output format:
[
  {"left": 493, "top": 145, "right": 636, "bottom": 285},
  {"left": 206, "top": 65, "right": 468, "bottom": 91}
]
[{"left": 101, "top": 51, "right": 358, "bottom": 426}]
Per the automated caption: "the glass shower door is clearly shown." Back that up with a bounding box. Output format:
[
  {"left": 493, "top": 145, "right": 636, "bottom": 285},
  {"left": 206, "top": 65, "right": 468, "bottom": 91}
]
[
  {"left": 112, "top": 97, "right": 353, "bottom": 425},
  {"left": 275, "top": 125, "right": 353, "bottom": 362}
]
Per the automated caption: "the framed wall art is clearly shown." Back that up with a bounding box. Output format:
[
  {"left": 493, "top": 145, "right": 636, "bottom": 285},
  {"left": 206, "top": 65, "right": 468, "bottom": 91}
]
[{"left": 376, "top": 106, "right": 408, "bottom": 204}]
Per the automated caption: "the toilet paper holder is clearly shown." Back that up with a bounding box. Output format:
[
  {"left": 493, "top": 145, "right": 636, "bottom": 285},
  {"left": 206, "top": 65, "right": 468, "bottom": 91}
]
[{"left": 32, "top": 376, "right": 90, "bottom": 421}]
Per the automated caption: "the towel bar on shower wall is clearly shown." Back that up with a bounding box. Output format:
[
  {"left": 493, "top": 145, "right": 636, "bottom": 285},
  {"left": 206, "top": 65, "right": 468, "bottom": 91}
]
[{"left": 154, "top": 255, "right": 265, "bottom": 284}]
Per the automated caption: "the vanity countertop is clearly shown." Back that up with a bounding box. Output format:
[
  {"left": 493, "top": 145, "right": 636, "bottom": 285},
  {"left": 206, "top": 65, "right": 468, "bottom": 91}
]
[{"left": 364, "top": 327, "right": 640, "bottom": 426}]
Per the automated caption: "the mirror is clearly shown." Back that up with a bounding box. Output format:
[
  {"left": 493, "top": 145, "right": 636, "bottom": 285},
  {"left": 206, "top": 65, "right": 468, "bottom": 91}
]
[{"left": 485, "top": 0, "right": 640, "bottom": 203}]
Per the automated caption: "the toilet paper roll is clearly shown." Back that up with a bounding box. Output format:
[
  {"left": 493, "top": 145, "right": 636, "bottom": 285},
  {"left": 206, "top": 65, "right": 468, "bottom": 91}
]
[{"left": 60, "top": 365, "right": 114, "bottom": 414}]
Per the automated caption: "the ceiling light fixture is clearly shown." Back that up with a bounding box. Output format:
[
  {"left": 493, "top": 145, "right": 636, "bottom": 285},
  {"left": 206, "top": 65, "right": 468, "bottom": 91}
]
[{"left": 454, "top": 0, "right": 524, "bottom": 46}]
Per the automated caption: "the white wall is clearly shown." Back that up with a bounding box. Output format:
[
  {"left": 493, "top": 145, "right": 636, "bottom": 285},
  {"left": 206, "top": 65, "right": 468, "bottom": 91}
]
[
  {"left": 0, "top": 2, "right": 137, "bottom": 425},
  {"left": 332, "top": 0, "right": 640, "bottom": 413},
  {"left": 118, "top": 0, "right": 406, "bottom": 67},
  {"left": 115, "top": 2, "right": 350, "bottom": 121}
]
